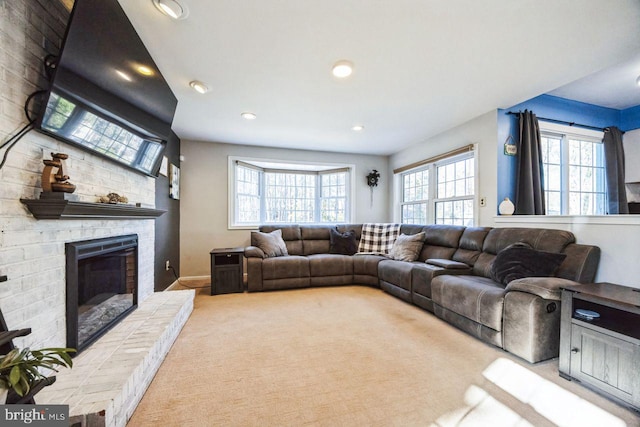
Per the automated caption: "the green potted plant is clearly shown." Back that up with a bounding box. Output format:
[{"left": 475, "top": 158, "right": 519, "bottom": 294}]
[{"left": 0, "top": 347, "right": 75, "bottom": 403}]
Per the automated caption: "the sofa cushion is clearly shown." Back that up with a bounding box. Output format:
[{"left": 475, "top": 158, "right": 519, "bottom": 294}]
[
  {"left": 301, "top": 226, "right": 331, "bottom": 255},
  {"left": 329, "top": 228, "right": 358, "bottom": 255},
  {"left": 378, "top": 259, "right": 414, "bottom": 292},
  {"left": 352, "top": 254, "right": 386, "bottom": 276},
  {"left": 452, "top": 227, "right": 491, "bottom": 265},
  {"left": 490, "top": 242, "right": 567, "bottom": 286},
  {"left": 431, "top": 275, "right": 507, "bottom": 332},
  {"left": 262, "top": 256, "right": 309, "bottom": 280},
  {"left": 417, "top": 224, "right": 464, "bottom": 261},
  {"left": 388, "top": 232, "right": 426, "bottom": 262},
  {"left": 358, "top": 223, "right": 401, "bottom": 255},
  {"left": 251, "top": 229, "right": 289, "bottom": 258},
  {"left": 308, "top": 254, "right": 354, "bottom": 277}
]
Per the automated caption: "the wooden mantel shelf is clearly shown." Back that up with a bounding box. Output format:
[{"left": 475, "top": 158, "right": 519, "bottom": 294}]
[{"left": 20, "top": 199, "right": 166, "bottom": 220}]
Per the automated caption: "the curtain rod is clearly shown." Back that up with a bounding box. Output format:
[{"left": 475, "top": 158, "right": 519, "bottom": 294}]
[
  {"left": 506, "top": 111, "right": 607, "bottom": 132},
  {"left": 393, "top": 144, "right": 474, "bottom": 175}
]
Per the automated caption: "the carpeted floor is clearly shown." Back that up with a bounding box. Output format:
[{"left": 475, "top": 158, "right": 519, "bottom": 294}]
[{"left": 128, "top": 286, "right": 640, "bottom": 426}]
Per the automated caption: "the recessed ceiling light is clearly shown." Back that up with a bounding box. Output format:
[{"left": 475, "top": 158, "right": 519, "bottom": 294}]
[
  {"left": 352, "top": 125, "right": 364, "bottom": 131},
  {"left": 136, "top": 65, "right": 154, "bottom": 76},
  {"left": 189, "top": 80, "right": 208, "bottom": 94},
  {"left": 152, "top": 0, "right": 189, "bottom": 20},
  {"left": 115, "top": 70, "right": 132, "bottom": 82},
  {"left": 332, "top": 60, "right": 354, "bottom": 78},
  {"left": 241, "top": 112, "right": 257, "bottom": 120}
]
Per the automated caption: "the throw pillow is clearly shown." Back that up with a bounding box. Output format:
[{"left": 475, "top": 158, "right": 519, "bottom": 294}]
[
  {"left": 357, "top": 223, "right": 401, "bottom": 255},
  {"left": 329, "top": 228, "right": 358, "bottom": 255},
  {"left": 490, "top": 242, "right": 567, "bottom": 286},
  {"left": 251, "top": 229, "right": 289, "bottom": 258},
  {"left": 388, "top": 232, "right": 426, "bottom": 262}
]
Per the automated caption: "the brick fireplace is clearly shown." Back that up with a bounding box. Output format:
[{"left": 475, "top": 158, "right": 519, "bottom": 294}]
[
  {"left": 66, "top": 235, "right": 139, "bottom": 353},
  {"left": 0, "top": 0, "right": 162, "bottom": 344}
]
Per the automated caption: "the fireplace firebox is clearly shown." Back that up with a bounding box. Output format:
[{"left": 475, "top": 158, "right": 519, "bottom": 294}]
[{"left": 66, "top": 235, "right": 138, "bottom": 354}]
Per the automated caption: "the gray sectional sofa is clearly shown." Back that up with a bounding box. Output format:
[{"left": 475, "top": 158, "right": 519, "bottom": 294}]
[{"left": 244, "top": 224, "right": 600, "bottom": 363}]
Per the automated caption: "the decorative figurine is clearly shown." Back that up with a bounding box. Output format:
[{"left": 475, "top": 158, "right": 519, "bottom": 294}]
[
  {"left": 41, "top": 153, "right": 76, "bottom": 193},
  {"left": 98, "top": 193, "right": 128, "bottom": 204}
]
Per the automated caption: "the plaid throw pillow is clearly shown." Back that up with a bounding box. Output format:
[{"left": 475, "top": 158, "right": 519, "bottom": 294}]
[{"left": 357, "top": 223, "right": 401, "bottom": 255}]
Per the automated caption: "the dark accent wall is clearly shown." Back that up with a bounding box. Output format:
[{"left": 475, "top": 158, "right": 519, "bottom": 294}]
[{"left": 155, "top": 131, "right": 181, "bottom": 291}]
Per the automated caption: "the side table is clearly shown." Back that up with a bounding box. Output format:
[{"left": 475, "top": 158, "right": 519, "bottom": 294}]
[
  {"left": 210, "top": 247, "right": 245, "bottom": 295},
  {"left": 559, "top": 282, "right": 640, "bottom": 412}
]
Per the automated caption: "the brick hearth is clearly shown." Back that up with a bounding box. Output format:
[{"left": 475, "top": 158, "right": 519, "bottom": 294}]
[{"left": 37, "top": 290, "right": 194, "bottom": 427}]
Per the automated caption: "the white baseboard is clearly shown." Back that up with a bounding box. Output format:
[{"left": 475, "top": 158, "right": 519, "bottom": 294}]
[{"left": 164, "top": 275, "right": 210, "bottom": 291}]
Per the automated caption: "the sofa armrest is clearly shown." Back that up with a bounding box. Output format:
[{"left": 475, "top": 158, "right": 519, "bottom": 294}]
[
  {"left": 426, "top": 258, "right": 470, "bottom": 269},
  {"left": 506, "top": 277, "right": 580, "bottom": 301},
  {"left": 245, "top": 246, "right": 266, "bottom": 259}
]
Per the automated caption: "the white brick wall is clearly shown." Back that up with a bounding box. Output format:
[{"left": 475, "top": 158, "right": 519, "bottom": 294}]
[{"left": 0, "top": 0, "right": 157, "bottom": 349}]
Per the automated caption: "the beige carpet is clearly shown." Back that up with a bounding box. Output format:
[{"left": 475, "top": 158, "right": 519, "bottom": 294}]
[{"left": 128, "top": 286, "right": 640, "bottom": 426}]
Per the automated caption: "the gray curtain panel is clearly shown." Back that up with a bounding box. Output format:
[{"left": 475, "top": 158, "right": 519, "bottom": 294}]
[
  {"left": 515, "top": 110, "right": 545, "bottom": 215},
  {"left": 603, "top": 126, "right": 628, "bottom": 214}
]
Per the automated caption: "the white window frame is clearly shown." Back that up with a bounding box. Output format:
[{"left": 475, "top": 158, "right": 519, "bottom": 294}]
[
  {"left": 539, "top": 122, "right": 605, "bottom": 216},
  {"left": 398, "top": 151, "right": 475, "bottom": 225},
  {"left": 433, "top": 154, "right": 475, "bottom": 226},
  {"left": 228, "top": 156, "right": 355, "bottom": 229}
]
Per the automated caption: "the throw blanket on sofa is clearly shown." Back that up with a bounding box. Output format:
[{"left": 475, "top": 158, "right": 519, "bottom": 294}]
[{"left": 358, "top": 223, "right": 401, "bottom": 255}]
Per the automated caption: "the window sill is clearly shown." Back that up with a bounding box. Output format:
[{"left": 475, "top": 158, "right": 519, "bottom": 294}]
[{"left": 494, "top": 215, "right": 640, "bottom": 226}]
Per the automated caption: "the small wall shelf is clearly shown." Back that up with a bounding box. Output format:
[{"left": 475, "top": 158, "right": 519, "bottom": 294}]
[{"left": 20, "top": 199, "right": 166, "bottom": 220}]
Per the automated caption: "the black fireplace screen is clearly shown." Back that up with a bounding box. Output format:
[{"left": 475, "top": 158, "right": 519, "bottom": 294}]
[{"left": 66, "top": 235, "right": 138, "bottom": 354}]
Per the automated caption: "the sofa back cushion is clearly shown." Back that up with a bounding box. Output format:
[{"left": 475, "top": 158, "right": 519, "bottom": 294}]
[
  {"left": 417, "top": 224, "right": 465, "bottom": 262},
  {"left": 300, "top": 225, "right": 331, "bottom": 255},
  {"left": 473, "top": 228, "right": 575, "bottom": 278},
  {"left": 452, "top": 227, "right": 492, "bottom": 266}
]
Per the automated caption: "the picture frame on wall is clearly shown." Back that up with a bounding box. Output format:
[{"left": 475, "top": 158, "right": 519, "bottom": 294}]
[
  {"left": 159, "top": 156, "right": 169, "bottom": 176},
  {"left": 169, "top": 163, "right": 180, "bottom": 200}
]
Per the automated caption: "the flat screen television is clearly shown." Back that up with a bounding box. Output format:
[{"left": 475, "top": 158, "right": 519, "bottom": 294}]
[{"left": 36, "top": 0, "right": 178, "bottom": 177}]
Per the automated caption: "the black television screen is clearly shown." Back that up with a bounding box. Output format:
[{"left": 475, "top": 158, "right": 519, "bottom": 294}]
[{"left": 36, "top": 0, "right": 177, "bottom": 177}]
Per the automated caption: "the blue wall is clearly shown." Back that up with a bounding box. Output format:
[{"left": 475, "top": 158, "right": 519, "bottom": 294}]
[
  {"left": 497, "top": 94, "right": 640, "bottom": 205},
  {"left": 621, "top": 104, "right": 640, "bottom": 131}
]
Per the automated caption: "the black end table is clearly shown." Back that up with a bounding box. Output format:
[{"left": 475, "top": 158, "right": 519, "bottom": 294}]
[{"left": 210, "top": 247, "right": 245, "bottom": 295}]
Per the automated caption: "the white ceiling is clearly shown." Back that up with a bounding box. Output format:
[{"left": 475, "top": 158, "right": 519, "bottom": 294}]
[
  {"left": 548, "top": 51, "right": 640, "bottom": 110},
  {"left": 119, "top": 0, "right": 640, "bottom": 155}
]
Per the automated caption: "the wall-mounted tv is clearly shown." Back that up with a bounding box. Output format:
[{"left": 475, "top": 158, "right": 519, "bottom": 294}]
[{"left": 36, "top": 0, "right": 178, "bottom": 177}]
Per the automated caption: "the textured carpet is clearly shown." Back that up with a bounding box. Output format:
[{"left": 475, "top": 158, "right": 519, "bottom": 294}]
[{"left": 128, "top": 286, "right": 640, "bottom": 426}]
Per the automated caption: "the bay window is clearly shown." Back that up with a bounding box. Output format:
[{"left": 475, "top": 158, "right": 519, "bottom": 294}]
[{"left": 230, "top": 158, "right": 352, "bottom": 228}]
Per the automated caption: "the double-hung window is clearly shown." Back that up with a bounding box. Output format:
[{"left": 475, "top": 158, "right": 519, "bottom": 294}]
[
  {"left": 231, "top": 158, "right": 352, "bottom": 228},
  {"left": 401, "top": 168, "right": 429, "bottom": 224},
  {"left": 539, "top": 123, "right": 605, "bottom": 215},
  {"left": 434, "top": 156, "right": 475, "bottom": 225},
  {"left": 398, "top": 149, "right": 475, "bottom": 226}
]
